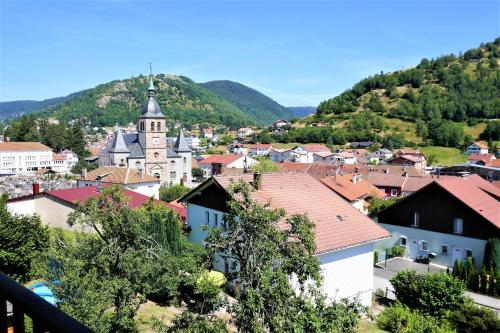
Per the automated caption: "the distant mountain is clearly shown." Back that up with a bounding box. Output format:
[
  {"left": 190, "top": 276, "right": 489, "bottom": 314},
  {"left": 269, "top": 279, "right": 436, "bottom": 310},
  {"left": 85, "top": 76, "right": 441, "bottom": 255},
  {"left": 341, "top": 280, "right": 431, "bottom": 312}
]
[
  {"left": 0, "top": 91, "right": 85, "bottom": 119},
  {"left": 201, "top": 80, "right": 294, "bottom": 125},
  {"left": 287, "top": 106, "right": 316, "bottom": 118}
]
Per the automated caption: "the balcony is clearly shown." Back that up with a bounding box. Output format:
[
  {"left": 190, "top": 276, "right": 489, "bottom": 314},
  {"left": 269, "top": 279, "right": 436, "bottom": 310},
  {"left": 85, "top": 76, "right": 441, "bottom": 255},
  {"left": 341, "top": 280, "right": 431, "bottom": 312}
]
[{"left": 0, "top": 271, "right": 93, "bottom": 333}]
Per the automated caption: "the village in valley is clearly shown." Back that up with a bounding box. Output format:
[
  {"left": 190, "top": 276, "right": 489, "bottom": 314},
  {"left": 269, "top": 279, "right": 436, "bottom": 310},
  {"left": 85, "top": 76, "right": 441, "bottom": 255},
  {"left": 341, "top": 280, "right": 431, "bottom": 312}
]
[{"left": 1, "top": 1, "right": 500, "bottom": 333}]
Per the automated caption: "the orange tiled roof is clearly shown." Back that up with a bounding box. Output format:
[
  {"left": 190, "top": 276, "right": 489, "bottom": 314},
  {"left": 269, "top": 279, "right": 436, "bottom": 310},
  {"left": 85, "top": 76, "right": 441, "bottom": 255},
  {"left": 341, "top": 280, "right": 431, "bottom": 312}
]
[
  {"left": 297, "top": 144, "right": 331, "bottom": 152},
  {"left": 0, "top": 142, "right": 52, "bottom": 152},
  {"left": 52, "top": 153, "right": 65, "bottom": 161},
  {"left": 213, "top": 173, "right": 390, "bottom": 253},
  {"left": 199, "top": 154, "right": 242, "bottom": 165},
  {"left": 320, "top": 175, "right": 385, "bottom": 201},
  {"left": 468, "top": 153, "right": 495, "bottom": 161}
]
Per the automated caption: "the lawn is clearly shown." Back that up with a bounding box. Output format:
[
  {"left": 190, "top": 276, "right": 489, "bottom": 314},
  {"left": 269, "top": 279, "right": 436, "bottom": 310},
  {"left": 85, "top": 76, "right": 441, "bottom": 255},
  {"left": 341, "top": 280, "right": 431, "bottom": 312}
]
[
  {"left": 379, "top": 117, "right": 420, "bottom": 144},
  {"left": 357, "top": 321, "right": 388, "bottom": 333},
  {"left": 463, "top": 122, "right": 487, "bottom": 140},
  {"left": 135, "top": 301, "right": 185, "bottom": 333},
  {"left": 420, "top": 146, "right": 468, "bottom": 166}
]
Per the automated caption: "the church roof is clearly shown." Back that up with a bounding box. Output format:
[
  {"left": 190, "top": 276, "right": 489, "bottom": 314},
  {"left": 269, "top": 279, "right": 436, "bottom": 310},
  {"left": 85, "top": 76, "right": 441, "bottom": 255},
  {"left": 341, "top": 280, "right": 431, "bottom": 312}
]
[
  {"left": 109, "top": 127, "right": 130, "bottom": 153},
  {"left": 173, "top": 130, "right": 191, "bottom": 153},
  {"left": 140, "top": 78, "right": 165, "bottom": 119}
]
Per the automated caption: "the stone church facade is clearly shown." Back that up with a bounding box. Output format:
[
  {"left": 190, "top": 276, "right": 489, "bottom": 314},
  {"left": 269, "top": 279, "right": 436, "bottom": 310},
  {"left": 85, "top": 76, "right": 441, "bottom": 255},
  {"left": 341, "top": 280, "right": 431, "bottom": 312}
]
[{"left": 99, "top": 78, "right": 192, "bottom": 186}]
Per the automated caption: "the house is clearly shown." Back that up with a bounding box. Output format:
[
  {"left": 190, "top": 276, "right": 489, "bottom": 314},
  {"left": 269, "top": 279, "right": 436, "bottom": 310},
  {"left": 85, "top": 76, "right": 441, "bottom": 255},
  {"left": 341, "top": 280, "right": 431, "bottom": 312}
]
[
  {"left": 270, "top": 148, "right": 292, "bottom": 163},
  {"left": 388, "top": 153, "right": 427, "bottom": 172},
  {"left": 292, "top": 144, "right": 331, "bottom": 154},
  {"left": 0, "top": 142, "right": 53, "bottom": 174},
  {"left": 290, "top": 150, "right": 314, "bottom": 163},
  {"left": 367, "top": 173, "right": 433, "bottom": 197},
  {"left": 313, "top": 151, "right": 336, "bottom": 163},
  {"left": 7, "top": 184, "right": 186, "bottom": 230},
  {"left": 467, "top": 153, "right": 496, "bottom": 166},
  {"left": 374, "top": 175, "right": 500, "bottom": 269},
  {"left": 320, "top": 174, "right": 385, "bottom": 214},
  {"left": 167, "top": 136, "right": 201, "bottom": 149},
  {"left": 227, "top": 142, "right": 248, "bottom": 155},
  {"left": 367, "top": 149, "right": 393, "bottom": 163},
  {"left": 77, "top": 166, "right": 161, "bottom": 198},
  {"left": 248, "top": 144, "right": 273, "bottom": 156},
  {"left": 335, "top": 151, "right": 357, "bottom": 165},
  {"left": 181, "top": 172, "right": 390, "bottom": 307},
  {"left": 271, "top": 119, "right": 291, "bottom": 129},
  {"left": 201, "top": 128, "right": 214, "bottom": 139},
  {"left": 51, "top": 153, "right": 66, "bottom": 172},
  {"left": 237, "top": 128, "right": 254, "bottom": 140},
  {"left": 466, "top": 142, "right": 489, "bottom": 155},
  {"left": 198, "top": 154, "right": 258, "bottom": 178},
  {"left": 437, "top": 164, "right": 500, "bottom": 181}
]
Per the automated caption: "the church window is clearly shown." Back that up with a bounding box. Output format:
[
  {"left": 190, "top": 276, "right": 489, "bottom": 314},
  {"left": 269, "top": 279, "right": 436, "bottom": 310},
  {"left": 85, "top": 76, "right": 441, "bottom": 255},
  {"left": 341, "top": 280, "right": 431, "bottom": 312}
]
[
  {"left": 170, "top": 171, "right": 176, "bottom": 179},
  {"left": 171, "top": 160, "right": 175, "bottom": 165},
  {"left": 140, "top": 122, "right": 144, "bottom": 131},
  {"left": 154, "top": 173, "right": 160, "bottom": 179},
  {"left": 119, "top": 159, "right": 125, "bottom": 166},
  {"left": 151, "top": 122, "right": 155, "bottom": 131},
  {"left": 135, "top": 161, "right": 141, "bottom": 168},
  {"left": 183, "top": 157, "right": 187, "bottom": 163},
  {"left": 157, "top": 122, "right": 161, "bottom": 131},
  {"left": 154, "top": 152, "right": 159, "bottom": 158}
]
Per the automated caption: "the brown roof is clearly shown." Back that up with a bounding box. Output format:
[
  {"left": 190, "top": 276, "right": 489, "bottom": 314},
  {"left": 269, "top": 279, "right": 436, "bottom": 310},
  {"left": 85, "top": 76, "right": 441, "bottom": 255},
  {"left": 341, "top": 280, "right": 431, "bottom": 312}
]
[
  {"left": 401, "top": 176, "right": 433, "bottom": 192},
  {"left": 398, "top": 148, "right": 421, "bottom": 155},
  {"left": 368, "top": 173, "right": 406, "bottom": 188},
  {"left": 52, "top": 153, "right": 65, "bottom": 161},
  {"left": 0, "top": 142, "right": 52, "bottom": 152},
  {"left": 77, "top": 166, "right": 159, "bottom": 184},
  {"left": 213, "top": 173, "right": 390, "bottom": 253},
  {"left": 468, "top": 153, "right": 495, "bottom": 162},
  {"left": 199, "top": 154, "right": 242, "bottom": 166},
  {"left": 368, "top": 165, "right": 425, "bottom": 177},
  {"left": 296, "top": 144, "right": 331, "bottom": 152},
  {"left": 434, "top": 175, "right": 499, "bottom": 228},
  {"left": 320, "top": 175, "right": 385, "bottom": 201},
  {"left": 392, "top": 154, "right": 425, "bottom": 163}
]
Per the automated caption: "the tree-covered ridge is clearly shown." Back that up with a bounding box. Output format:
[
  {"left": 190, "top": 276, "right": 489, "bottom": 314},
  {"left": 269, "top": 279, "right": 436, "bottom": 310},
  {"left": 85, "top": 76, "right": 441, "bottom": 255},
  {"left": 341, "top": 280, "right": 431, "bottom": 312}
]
[
  {"left": 201, "top": 80, "right": 294, "bottom": 125},
  {"left": 37, "top": 74, "right": 255, "bottom": 129},
  {"left": 317, "top": 38, "right": 500, "bottom": 122}
]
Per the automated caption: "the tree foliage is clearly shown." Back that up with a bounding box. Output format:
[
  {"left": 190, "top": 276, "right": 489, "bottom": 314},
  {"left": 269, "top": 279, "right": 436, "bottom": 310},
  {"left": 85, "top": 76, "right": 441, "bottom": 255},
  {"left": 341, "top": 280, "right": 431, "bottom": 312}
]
[{"left": 160, "top": 184, "right": 191, "bottom": 203}]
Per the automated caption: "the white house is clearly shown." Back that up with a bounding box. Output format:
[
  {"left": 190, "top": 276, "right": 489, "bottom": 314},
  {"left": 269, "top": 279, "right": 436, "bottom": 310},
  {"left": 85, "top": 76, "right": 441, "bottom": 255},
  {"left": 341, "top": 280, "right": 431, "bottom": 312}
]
[
  {"left": 374, "top": 175, "right": 499, "bottom": 269},
  {"left": 201, "top": 128, "right": 214, "bottom": 139},
  {"left": 228, "top": 142, "right": 248, "bottom": 155},
  {"left": 76, "top": 166, "right": 161, "bottom": 198},
  {"left": 313, "top": 151, "right": 336, "bottom": 163},
  {"left": 237, "top": 128, "right": 254, "bottom": 140},
  {"left": 198, "top": 154, "right": 259, "bottom": 178},
  {"left": 248, "top": 144, "right": 273, "bottom": 156},
  {"left": 466, "top": 142, "right": 489, "bottom": 155},
  {"left": 52, "top": 150, "right": 79, "bottom": 173},
  {"left": 290, "top": 150, "right": 314, "bottom": 163},
  {"left": 270, "top": 148, "right": 292, "bottom": 163},
  {"left": 0, "top": 142, "right": 53, "bottom": 174},
  {"left": 181, "top": 172, "right": 390, "bottom": 307},
  {"left": 368, "top": 149, "right": 393, "bottom": 163},
  {"left": 292, "top": 144, "right": 330, "bottom": 155}
]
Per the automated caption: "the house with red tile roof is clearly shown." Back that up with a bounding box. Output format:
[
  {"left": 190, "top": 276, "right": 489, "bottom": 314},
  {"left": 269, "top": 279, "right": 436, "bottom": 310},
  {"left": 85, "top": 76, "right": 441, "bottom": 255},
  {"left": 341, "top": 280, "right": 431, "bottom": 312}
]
[
  {"left": 7, "top": 185, "right": 186, "bottom": 231},
  {"left": 320, "top": 174, "right": 385, "bottom": 214},
  {"left": 467, "top": 153, "right": 496, "bottom": 166},
  {"left": 181, "top": 172, "right": 390, "bottom": 307},
  {"left": 374, "top": 174, "right": 499, "bottom": 269},
  {"left": 292, "top": 144, "right": 331, "bottom": 153},
  {"left": 198, "top": 154, "right": 258, "bottom": 178}
]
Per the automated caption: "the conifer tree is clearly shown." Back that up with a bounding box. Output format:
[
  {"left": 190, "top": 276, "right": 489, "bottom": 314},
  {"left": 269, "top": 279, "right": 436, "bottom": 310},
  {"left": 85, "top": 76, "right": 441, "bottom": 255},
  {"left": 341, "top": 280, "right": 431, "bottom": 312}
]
[
  {"left": 165, "top": 210, "right": 181, "bottom": 256},
  {"left": 488, "top": 267, "right": 496, "bottom": 296},
  {"left": 480, "top": 265, "right": 488, "bottom": 294}
]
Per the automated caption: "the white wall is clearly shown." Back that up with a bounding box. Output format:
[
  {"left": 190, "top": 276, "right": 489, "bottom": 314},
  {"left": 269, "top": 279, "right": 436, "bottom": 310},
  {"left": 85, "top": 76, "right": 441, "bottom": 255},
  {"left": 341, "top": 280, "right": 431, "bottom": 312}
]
[
  {"left": 374, "top": 223, "right": 487, "bottom": 269},
  {"left": 0, "top": 149, "right": 53, "bottom": 174},
  {"left": 318, "top": 243, "right": 374, "bottom": 307},
  {"left": 77, "top": 180, "right": 160, "bottom": 199}
]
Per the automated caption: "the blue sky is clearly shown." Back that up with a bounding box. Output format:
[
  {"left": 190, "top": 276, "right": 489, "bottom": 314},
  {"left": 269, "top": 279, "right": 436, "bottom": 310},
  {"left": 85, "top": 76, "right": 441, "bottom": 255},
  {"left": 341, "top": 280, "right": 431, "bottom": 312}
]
[{"left": 1, "top": 1, "right": 499, "bottom": 106}]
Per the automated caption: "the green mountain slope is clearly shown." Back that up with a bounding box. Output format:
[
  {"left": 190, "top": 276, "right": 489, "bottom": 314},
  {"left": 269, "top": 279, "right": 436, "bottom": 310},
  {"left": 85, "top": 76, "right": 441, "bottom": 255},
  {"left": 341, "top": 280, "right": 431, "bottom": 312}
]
[
  {"left": 0, "top": 91, "right": 85, "bottom": 119},
  {"left": 201, "top": 80, "right": 294, "bottom": 125},
  {"left": 36, "top": 74, "right": 255, "bottom": 129},
  {"left": 311, "top": 39, "right": 500, "bottom": 146},
  {"left": 287, "top": 106, "right": 316, "bottom": 117}
]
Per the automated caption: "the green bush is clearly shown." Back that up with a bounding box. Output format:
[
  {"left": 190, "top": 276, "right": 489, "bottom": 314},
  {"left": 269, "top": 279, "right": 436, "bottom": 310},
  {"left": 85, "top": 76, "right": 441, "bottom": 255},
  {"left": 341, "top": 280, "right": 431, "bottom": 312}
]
[
  {"left": 390, "top": 270, "right": 465, "bottom": 317},
  {"left": 159, "top": 184, "right": 191, "bottom": 203},
  {"left": 446, "top": 303, "right": 500, "bottom": 333},
  {"left": 376, "top": 303, "right": 451, "bottom": 333}
]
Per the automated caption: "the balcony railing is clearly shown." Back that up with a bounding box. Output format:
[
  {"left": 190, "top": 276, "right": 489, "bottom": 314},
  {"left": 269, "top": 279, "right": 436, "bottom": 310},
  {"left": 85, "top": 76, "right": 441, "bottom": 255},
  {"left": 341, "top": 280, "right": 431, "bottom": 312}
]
[{"left": 0, "top": 271, "right": 93, "bottom": 333}]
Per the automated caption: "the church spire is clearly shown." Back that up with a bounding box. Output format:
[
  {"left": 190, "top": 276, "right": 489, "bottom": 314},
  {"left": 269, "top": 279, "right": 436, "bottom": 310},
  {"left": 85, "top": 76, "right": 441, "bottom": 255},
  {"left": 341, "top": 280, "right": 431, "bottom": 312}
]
[
  {"left": 109, "top": 124, "right": 130, "bottom": 153},
  {"left": 174, "top": 129, "right": 191, "bottom": 153},
  {"left": 140, "top": 63, "right": 165, "bottom": 118},
  {"left": 148, "top": 62, "right": 155, "bottom": 97}
]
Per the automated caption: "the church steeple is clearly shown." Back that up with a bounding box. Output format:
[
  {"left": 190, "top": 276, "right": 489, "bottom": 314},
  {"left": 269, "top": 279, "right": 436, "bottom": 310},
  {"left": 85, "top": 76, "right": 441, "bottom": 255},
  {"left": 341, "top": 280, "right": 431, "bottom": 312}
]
[
  {"left": 140, "top": 64, "right": 165, "bottom": 119},
  {"left": 109, "top": 124, "right": 130, "bottom": 153},
  {"left": 147, "top": 63, "right": 155, "bottom": 97},
  {"left": 173, "top": 129, "right": 191, "bottom": 153}
]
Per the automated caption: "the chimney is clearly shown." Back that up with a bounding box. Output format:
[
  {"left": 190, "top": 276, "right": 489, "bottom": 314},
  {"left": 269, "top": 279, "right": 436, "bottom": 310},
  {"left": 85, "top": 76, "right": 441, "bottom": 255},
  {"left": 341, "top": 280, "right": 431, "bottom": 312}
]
[
  {"left": 139, "top": 168, "right": 144, "bottom": 179},
  {"left": 253, "top": 172, "right": 262, "bottom": 190},
  {"left": 81, "top": 168, "right": 88, "bottom": 179},
  {"left": 32, "top": 183, "right": 40, "bottom": 195}
]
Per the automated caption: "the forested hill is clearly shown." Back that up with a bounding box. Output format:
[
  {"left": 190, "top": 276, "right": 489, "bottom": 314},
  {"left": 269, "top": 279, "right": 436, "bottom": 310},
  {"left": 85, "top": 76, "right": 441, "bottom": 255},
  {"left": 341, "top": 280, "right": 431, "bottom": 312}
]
[
  {"left": 0, "top": 91, "right": 85, "bottom": 119},
  {"left": 287, "top": 106, "right": 316, "bottom": 117},
  {"left": 31, "top": 75, "right": 258, "bottom": 129},
  {"left": 201, "top": 80, "right": 294, "bottom": 124}
]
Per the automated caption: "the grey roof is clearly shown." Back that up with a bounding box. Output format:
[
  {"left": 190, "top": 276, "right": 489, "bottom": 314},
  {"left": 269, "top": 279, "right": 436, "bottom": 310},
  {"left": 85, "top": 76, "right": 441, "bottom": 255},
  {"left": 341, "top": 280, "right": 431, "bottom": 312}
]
[
  {"left": 167, "top": 148, "right": 181, "bottom": 158},
  {"left": 173, "top": 130, "right": 191, "bottom": 153},
  {"left": 123, "top": 133, "right": 144, "bottom": 157},
  {"left": 109, "top": 127, "right": 130, "bottom": 153},
  {"left": 140, "top": 79, "right": 165, "bottom": 119}
]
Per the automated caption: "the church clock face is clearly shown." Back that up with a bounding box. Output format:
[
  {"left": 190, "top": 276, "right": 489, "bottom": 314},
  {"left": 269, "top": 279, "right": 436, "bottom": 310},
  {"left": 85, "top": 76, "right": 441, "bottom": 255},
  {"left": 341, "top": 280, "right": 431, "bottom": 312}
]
[{"left": 152, "top": 137, "right": 160, "bottom": 145}]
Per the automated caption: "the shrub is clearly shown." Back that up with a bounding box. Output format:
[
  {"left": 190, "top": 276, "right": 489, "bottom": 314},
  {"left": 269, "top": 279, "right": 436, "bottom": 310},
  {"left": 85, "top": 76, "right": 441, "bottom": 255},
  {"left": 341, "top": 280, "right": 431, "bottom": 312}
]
[
  {"left": 376, "top": 302, "right": 449, "bottom": 333},
  {"left": 447, "top": 303, "right": 500, "bottom": 333},
  {"left": 390, "top": 270, "right": 465, "bottom": 317}
]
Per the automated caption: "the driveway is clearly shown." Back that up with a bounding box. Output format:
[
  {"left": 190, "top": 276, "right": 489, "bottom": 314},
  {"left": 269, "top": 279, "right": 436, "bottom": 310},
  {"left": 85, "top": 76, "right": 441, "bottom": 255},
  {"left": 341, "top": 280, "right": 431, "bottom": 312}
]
[{"left": 373, "top": 257, "right": 500, "bottom": 313}]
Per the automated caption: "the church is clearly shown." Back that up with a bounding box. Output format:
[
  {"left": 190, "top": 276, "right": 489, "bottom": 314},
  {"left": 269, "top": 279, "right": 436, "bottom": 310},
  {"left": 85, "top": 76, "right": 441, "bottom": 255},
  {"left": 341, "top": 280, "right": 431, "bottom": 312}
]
[{"left": 99, "top": 77, "right": 192, "bottom": 186}]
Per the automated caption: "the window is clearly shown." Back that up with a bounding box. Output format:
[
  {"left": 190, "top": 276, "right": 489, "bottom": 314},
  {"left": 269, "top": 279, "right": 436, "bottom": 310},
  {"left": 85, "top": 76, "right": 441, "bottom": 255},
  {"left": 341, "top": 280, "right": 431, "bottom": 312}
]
[
  {"left": 135, "top": 161, "right": 141, "bottom": 168},
  {"left": 205, "top": 211, "right": 210, "bottom": 225},
  {"left": 157, "top": 122, "right": 161, "bottom": 131},
  {"left": 170, "top": 171, "right": 176, "bottom": 180},
  {"left": 213, "top": 213, "right": 218, "bottom": 226},
  {"left": 421, "top": 240, "right": 428, "bottom": 251},
  {"left": 411, "top": 212, "right": 420, "bottom": 227},
  {"left": 231, "top": 261, "right": 237, "bottom": 270},
  {"left": 154, "top": 152, "right": 159, "bottom": 158},
  {"left": 151, "top": 122, "right": 155, "bottom": 131},
  {"left": 466, "top": 249, "right": 472, "bottom": 257},
  {"left": 154, "top": 173, "right": 160, "bottom": 179},
  {"left": 183, "top": 157, "right": 187, "bottom": 163},
  {"left": 442, "top": 244, "right": 448, "bottom": 254},
  {"left": 400, "top": 236, "right": 407, "bottom": 247},
  {"left": 391, "top": 189, "right": 398, "bottom": 197},
  {"left": 453, "top": 218, "right": 463, "bottom": 234}
]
